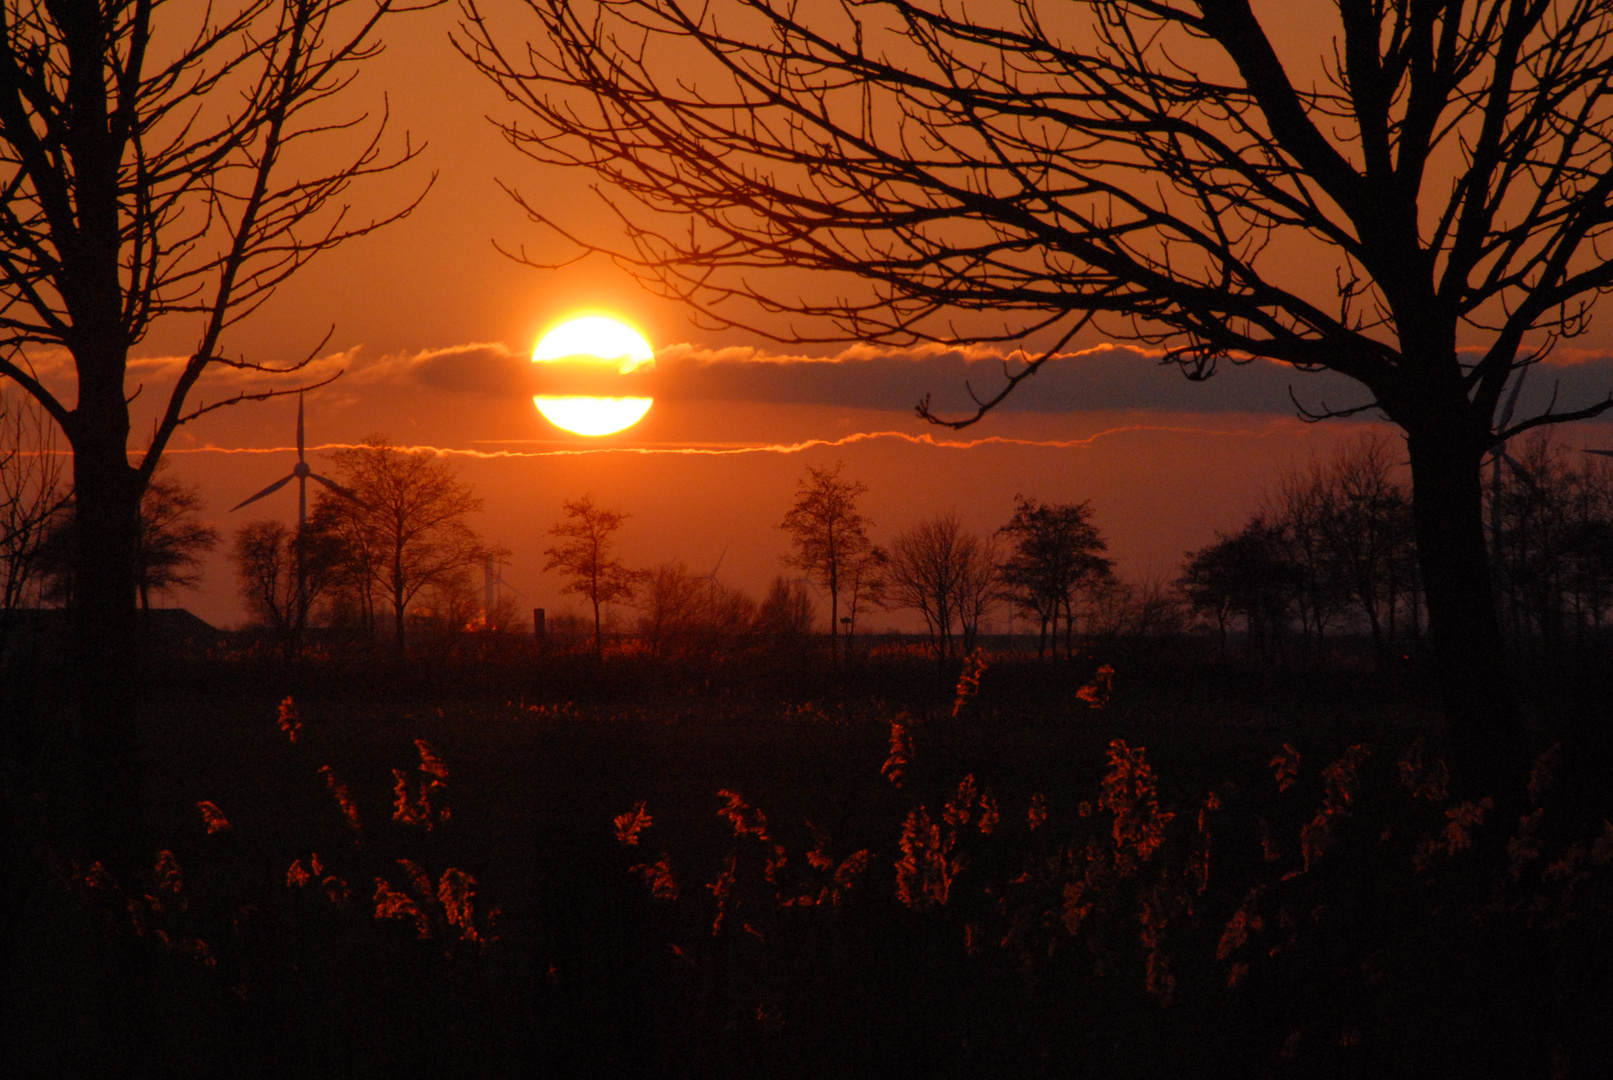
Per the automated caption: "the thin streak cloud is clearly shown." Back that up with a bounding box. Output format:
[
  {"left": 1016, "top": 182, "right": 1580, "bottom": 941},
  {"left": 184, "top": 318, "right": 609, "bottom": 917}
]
[{"left": 166, "top": 423, "right": 1305, "bottom": 460}]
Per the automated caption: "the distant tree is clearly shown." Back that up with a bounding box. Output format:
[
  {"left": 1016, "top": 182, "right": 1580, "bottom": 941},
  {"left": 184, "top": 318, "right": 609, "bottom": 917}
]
[
  {"left": 1321, "top": 435, "right": 1417, "bottom": 667},
  {"left": 1177, "top": 542, "right": 1237, "bottom": 658},
  {"left": 134, "top": 474, "right": 220, "bottom": 614},
  {"left": 318, "top": 437, "right": 486, "bottom": 653},
  {"left": 998, "top": 498, "right": 1113, "bottom": 659},
  {"left": 1270, "top": 462, "right": 1350, "bottom": 663},
  {"left": 544, "top": 495, "right": 642, "bottom": 657},
  {"left": 1488, "top": 433, "right": 1613, "bottom": 658},
  {"left": 232, "top": 519, "right": 346, "bottom": 659},
  {"left": 1, "top": 393, "right": 68, "bottom": 648},
  {"left": 408, "top": 563, "right": 482, "bottom": 644},
  {"left": 1179, "top": 520, "right": 1298, "bottom": 663},
  {"left": 755, "top": 575, "right": 817, "bottom": 645},
  {"left": 1265, "top": 434, "right": 1420, "bottom": 665},
  {"left": 708, "top": 583, "right": 761, "bottom": 645},
  {"left": 637, "top": 560, "right": 706, "bottom": 657},
  {"left": 954, "top": 533, "right": 1002, "bottom": 654},
  {"left": 886, "top": 515, "right": 991, "bottom": 662},
  {"left": 315, "top": 495, "right": 385, "bottom": 638},
  {"left": 1083, "top": 574, "right": 1185, "bottom": 644},
  {"left": 840, "top": 544, "right": 888, "bottom": 647},
  {"left": 635, "top": 560, "right": 762, "bottom": 657},
  {"left": 780, "top": 462, "right": 874, "bottom": 660}
]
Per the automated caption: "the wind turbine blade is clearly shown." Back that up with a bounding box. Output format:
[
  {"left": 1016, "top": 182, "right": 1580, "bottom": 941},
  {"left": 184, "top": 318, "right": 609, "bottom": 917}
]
[
  {"left": 1585, "top": 449, "right": 1613, "bottom": 458},
  {"left": 308, "top": 473, "right": 367, "bottom": 507},
  {"left": 297, "top": 394, "right": 306, "bottom": 461},
  {"left": 230, "top": 473, "right": 296, "bottom": 512},
  {"left": 709, "top": 546, "right": 728, "bottom": 579}
]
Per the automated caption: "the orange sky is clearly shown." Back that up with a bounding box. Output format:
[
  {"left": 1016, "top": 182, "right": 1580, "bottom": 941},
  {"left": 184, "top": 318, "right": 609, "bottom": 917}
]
[{"left": 58, "top": 4, "right": 1613, "bottom": 629}]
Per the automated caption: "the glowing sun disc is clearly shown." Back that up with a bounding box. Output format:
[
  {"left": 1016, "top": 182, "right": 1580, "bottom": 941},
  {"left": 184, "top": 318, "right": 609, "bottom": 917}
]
[
  {"left": 532, "top": 315, "right": 656, "bottom": 436},
  {"left": 534, "top": 396, "right": 654, "bottom": 437}
]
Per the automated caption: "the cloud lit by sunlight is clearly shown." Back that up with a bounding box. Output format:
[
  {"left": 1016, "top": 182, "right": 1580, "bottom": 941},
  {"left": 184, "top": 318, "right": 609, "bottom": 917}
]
[{"left": 165, "top": 423, "right": 1303, "bottom": 460}]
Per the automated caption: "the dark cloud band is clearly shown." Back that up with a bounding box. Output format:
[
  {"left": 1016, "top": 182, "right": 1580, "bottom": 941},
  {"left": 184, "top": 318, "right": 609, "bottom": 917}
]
[{"left": 383, "top": 341, "right": 1613, "bottom": 420}]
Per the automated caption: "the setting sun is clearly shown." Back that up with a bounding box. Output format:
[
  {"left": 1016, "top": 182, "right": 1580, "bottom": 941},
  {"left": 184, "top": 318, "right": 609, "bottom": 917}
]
[{"left": 532, "top": 315, "right": 655, "bottom": 436}]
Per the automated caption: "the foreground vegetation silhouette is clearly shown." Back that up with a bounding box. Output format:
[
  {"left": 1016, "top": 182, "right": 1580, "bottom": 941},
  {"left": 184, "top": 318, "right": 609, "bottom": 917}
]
[{"left": 5, "top": 631, "right": 1612, "bottom": 1078}]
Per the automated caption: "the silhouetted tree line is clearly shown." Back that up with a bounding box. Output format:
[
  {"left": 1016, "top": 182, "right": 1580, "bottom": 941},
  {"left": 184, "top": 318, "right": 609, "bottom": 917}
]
[
  {"left": 1488, "top": 432, "right": 1613, "bottom": 663},
  {"left": 1179, "top": 434, "right": 1420, "bottom": 666},
  {"left": 1175, "top": 429, "right": 1613, "bottom": 670},
  {"left": 534, "top": 463, "right": 1138, "bottom": 665},
  {"left": 232, "top": 437, "right": 489, "bottom": 659}
]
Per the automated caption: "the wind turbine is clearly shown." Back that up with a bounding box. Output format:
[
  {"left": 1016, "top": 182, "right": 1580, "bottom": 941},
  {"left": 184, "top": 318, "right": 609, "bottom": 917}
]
[
  {"left": 482, "top": 553, "right": 525, "bottom": 629},
  {"left": 704, "top": 547, "right": 728, "bottom": 613},
  {"left": 230, "top": 393, "right": 356, "bottom": 527},
  {"left": 228, "top": 394, "right": 357, "bottom": 650}
]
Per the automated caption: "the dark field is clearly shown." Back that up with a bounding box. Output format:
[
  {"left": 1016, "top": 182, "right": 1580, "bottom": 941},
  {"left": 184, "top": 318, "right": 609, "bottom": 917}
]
[{"left": 5, "top": 642, "right": 1612, "bottom": 1078}]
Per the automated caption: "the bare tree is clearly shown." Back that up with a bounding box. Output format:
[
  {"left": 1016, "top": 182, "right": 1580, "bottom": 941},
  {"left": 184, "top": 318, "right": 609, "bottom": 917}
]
[
  {"left": 755, "top": 575, "right": 816, "bottom": 645},
  {"left": 1, "top": 393, "right": 67, "bottom": 647},
  {"left": 637, "top": 559, "right": 705, "bottom": 657},
  {"left": 1178, "top": 538, "right": 1238, "bottom": 659},
  {"left": 319, "top": 437, "right": 486, "bottom": 653},
  {"left": 1081, "top": 573, "right": 1185, "bottom": 643},
  {"left": 779, "top": 462, "right": 874, "bottom": 661},
  {"left": 457, "top": 0, "right": 1613, "bottom": 794},
  {"left": 1487, "top": 432, "right": 1613, "bottom": 658},
  {"left": 0, "top": 0, "right": 432, "bottom": 862},
  {"left": 1179, "top": 519, "right": 1298, "bottom": 663},
  {"left": 231, "top": 518, "right": 346, "bottom": 659},
  {"left": 544, "top": 495, "right": 641, "bottom": 657},
  {"left": 1263, "top": 434, "right": 1418, "bottom": 666},
  {"left": 316, "top": 493, "right": 384, "bottom": 638},
  {"left": 955, "top": 533, "right": 1002, "bottom": 654},
  {"left": 1269, "top": 462, "right": 1349, "bottom": 663},
  {"left": 132, "top": 473, "right": 219, "bottom": 614},
  {"left": 885, "top": 514, "right": 987, "bottom": 662},
  {"left": 840, "top": 543, "right": 888, "bottom": 647},
  {"left": 999, "top": 497, "right": 1113, "bottom": 659},
  {"left": 1321, "top": 435, "right": 1416, "bottom": 668}
]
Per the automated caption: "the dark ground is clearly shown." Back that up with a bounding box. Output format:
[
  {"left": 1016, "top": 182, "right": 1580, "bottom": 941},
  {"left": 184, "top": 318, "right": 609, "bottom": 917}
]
[{"left": 4, "top": 637, "right": 1612, "bottom": 1078}]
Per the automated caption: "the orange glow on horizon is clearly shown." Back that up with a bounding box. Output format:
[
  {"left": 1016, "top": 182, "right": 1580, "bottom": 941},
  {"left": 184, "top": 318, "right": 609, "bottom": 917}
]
[{"left": 533, "top": 315, "right": 655, "bottom": 436}]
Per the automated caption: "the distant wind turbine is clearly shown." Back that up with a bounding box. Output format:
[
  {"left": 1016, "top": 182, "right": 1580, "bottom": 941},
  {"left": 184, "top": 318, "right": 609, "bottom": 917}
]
[
  {"left": 704, "top": 547, "right": 728, "bottom": 611},
  {"left": 230, "top": 393, "right": 358, "bottom": 528},
  {"left": 483, "top": 554, "right": 525, "bottom": 626},
  {"left": 228, "top": 394, "right": 360, "bottom": 650}
]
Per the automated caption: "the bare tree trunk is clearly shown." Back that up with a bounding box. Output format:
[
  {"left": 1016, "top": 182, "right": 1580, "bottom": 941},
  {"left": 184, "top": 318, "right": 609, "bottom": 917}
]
[
  {"left": 392, "top": 561, "right": 406, "bottom": 655},
  {"left": 1387, "top": 560, "right": 1399, "bottom": 648},
  {"left": 1407, "top": 421, "right": 1524, "bottom": 802},
  {"left": 827, "top": 564, "right": 840, "bottom": 664},
  {"left": 592, "top": 594, "right": 602, "bottom": 658},
  {"left": 1364, "top": 592, "right": 1384, "bottom": 672},
  {"left": 66, "top": 371, "right": 158, "bottom": 1077},
  {"left": 69, "top": 436, "right": 144, "bottom": 865}
]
